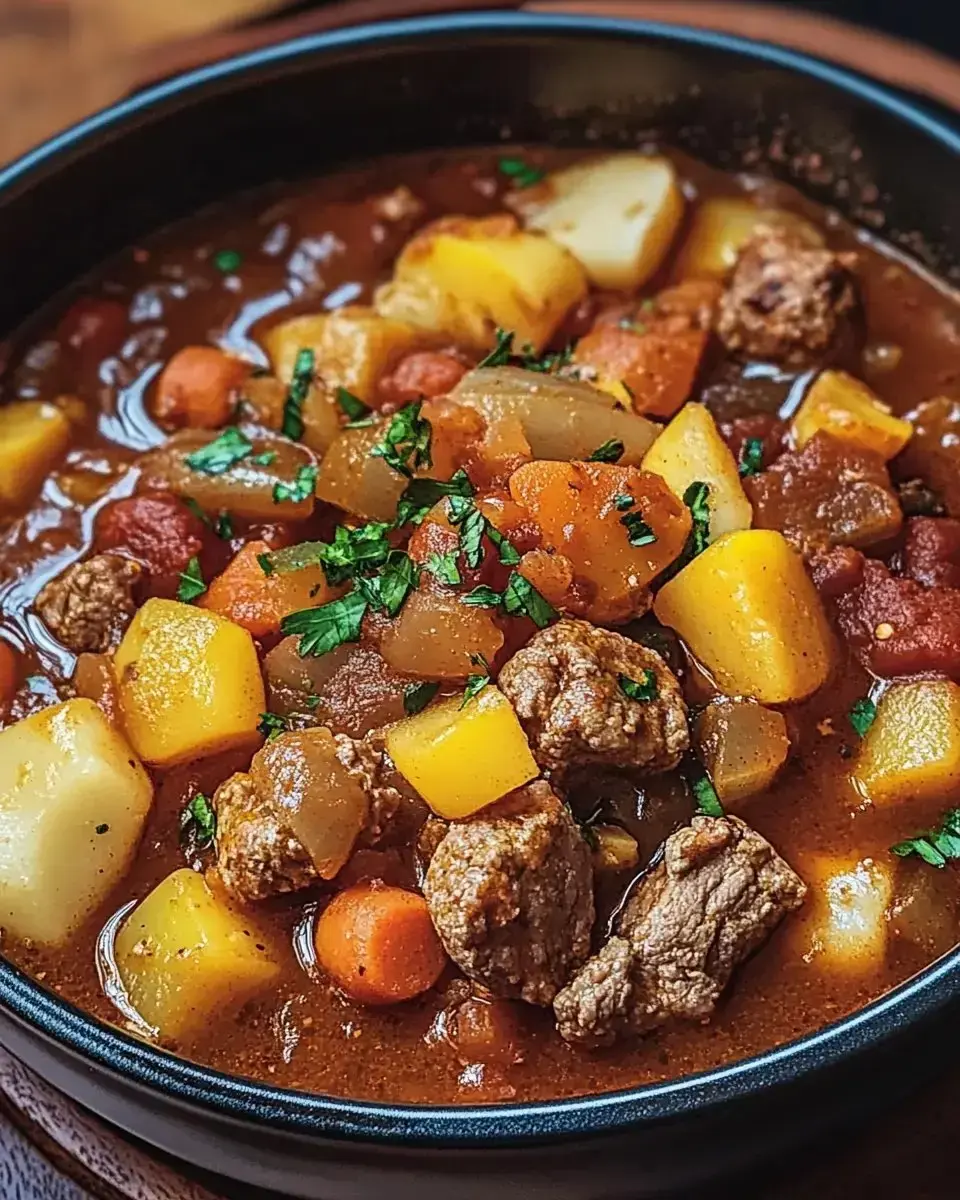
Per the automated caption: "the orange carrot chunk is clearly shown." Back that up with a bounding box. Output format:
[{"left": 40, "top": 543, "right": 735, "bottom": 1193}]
[
  {"left": 153, "top": 346, "right": 250, "bottom": 430},
  {"left": 314, "top": 882, "right": 447, "bottom": 1006}
]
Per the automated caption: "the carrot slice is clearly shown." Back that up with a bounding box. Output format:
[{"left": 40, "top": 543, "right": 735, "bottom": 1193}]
[
  {"left": 153, "top": 346, "right": 249, "bottom": 429},
  {"left": 314, "top": 882, "right": 447, "bottom": 1006}
]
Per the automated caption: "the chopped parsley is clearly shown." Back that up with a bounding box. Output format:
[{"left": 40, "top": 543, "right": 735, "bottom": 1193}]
[
  {"left": 614, "top": 493, "right": 635, "bottom": 511},
  {"left": 336, "top": 386, "right": 372, "bottom": 425},
  {"left": 424, "top": 551, "right": 462, "bottom": 586},
  {"left": 502, "top": 570, "right": 557, "bottom": 629},
  {"left": 404, "top": 681, "right": 440, "bottom": 716},
  {"left": 281, "top": 590, "right": 368, "bottom": 657},
  {"left": 684, "top": 481, "right": 711, "bottom": 557},
  {"left": 316, "top": 523, "right": 391, "bottom": 584},
  {"left": 273, "top": 464, "right": 318, "bottom": 505},
  {"left": 588, "top": 438, "right": 625, "bottom": 464},
  {"left": 177, "top": 556, "right": 206, "bottom": 604},
  {"left": 185, "top": 427, "right": 253, "bottom": 475},
  {"left": 251, "top": 450, "right": 277, "bottom": 466},
  {"left": 477, "top": 327, "right": 515, "bottom": 369},
  {"left": 215, "top": 512, "right": 234, "bottom": 540},
  {"left": 618, "top": 670, "right": 659, "bottom": 702},
  {"left": 891, "top": 808, "right": 960, "bottom": 869},
  {"left": 738, "top": 437, "right": 765, "bottom": 478},
  {"left": 257, "top": 712, "right": 288, "bottom": 740},
  {"left": 498, "top": 156, "right": 545, "bottom": 189},
  {"left": 620, "top": 511, "right": 657, "bottom": 548},
  {"left": 354, "top": 551, "right": 419, "bottom": 617},
  {"left": 281, "top": 348, "right": 315, "bottom": 441},
  {"left": 370, "top": 400, "right": 432, "bottom": 478},
  {"left": 395, "top": 468, "right": 475, "bottom": 527},
  {"left": 476, "top": 326, "right": 573, "bottom": 375},
  {"left": 449, "top": 496, "right": 487, "bottom": 569},
  {"left": 523, "top": 343, "right": 573, "bottom": 374},
  {"left": 180, "top": 792, "right": 217, "bottom": 850},
  {"left": 692, "top": 773, "right": 724, "bottom": 817},
  {"left": 848, "top": 696, "right": 877, "bottom": 738},
  {"left": 461, "top": 654, "right": 492, "bottom": 708},
  {"left": 461, "top": 585, "right": 503, "bottom": 608},
  {"left": 213, "top": 248, "right": 242, "bottom": 274},
  {"left": 486, "top": 522, "right": 522, "bottom": 566}
]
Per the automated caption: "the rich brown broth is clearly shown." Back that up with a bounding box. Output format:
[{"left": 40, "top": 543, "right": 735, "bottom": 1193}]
[{"left": 2, "top": 147, "right": 960, "bottom": 1104}]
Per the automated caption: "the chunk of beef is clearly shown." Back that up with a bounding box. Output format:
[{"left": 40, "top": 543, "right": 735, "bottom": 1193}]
[
  {"left": 423, "top": 782, "right": 594, "bottom": 1005},
  {"left": 717, "top": 229, "right": 857, "bottom": 365},
  {"left": 35, "top": 554, "right": 141, "bottom": 653},
  {"left": 903, "top": 516, "right": 960, "bottom": 589},
  {"left": 334, "top": 729, "right": 416, "bottom": 843},
  {"left": 94, "top": 491, "right": 210, "bottom": 598},
  {"left": 554, "top": 815, "right": 806, "bottom": 1045},
  {"left": 899, "top": 396, "right": 960, "bottom": 517},
  {"left": 498, "top": 618, "right": 688, "bottom": 780},
  {"left": 214, "top": 771, "right": 318, "bottom": 903},
  {"left": 816, "top": 549, "right": 960, "bottom": 680},
  {"left": 744, "top": 431, "right": 902, "bottom": 557}
]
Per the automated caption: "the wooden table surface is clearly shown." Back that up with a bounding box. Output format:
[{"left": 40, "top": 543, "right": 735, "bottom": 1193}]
[{"left": 2, "top": 1, "right": 960, "bottom": 1196}]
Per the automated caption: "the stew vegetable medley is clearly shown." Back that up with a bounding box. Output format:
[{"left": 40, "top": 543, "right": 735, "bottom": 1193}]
[{"left": 2, "top": 147, "right": 960, "bottom": 1103}]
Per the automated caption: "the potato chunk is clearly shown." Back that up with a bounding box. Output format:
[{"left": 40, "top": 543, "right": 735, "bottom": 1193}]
[
  {"left": 115, "top": 598, "right": 265, "bottom": 767},
  {"left": 854, "top": 680, "right": 960, "bottom": 807},
  {"left": 115, "top": 869, "right": 280, "bottom": 1042},
  {"left": 694, "top": 700, "right": 790, "bottom": 806},
  {"left": 795, "top": 855, "right": 893, "bottom": 976},
  {"left": 642, "top": 403, "right": 752, "bottom": 542},
  {"left": 654, "top": 529, "right": 833, "bottom": 704},
  {"left": 0, "top": 400, "right": 72, "bottom": 510},
  {"left": 509, "top": 154, "right": 684, "bottom": 290},
  {"left": 386, "top": 686, "right": 538, "bottom": 819},
  {"left": 0, "top": 699, "right": 152, "bottom": 945},
  {"left": 673, "top": 197, "right": 824, "bottom": 281},
  {"left": 792, "top": 370, "right": 913, "bottom": 461},
  {"left": 382, "top": 215, "right": 587, "bottom": 352}
]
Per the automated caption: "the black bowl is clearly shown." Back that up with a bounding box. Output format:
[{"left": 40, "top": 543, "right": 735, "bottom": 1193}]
[{"left": 2, "top": 12, "right": 960, "bottom": 1198}]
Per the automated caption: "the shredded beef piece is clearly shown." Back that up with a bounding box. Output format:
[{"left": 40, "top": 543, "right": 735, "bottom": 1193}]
[
  {"left": 334, "top": 729, "right": 413, "bottom": 842},
  {"left": 899, "top": 396, "right": 960, "bottom": 517},
  {"left": 423, "top": 782, "right": 594, "bottom": 1005},
  {"left": 554, "top": 815, "right": 806, "bottom": 1045},
  {"left": 498, "top": 618, "right": 688, "bottom": 780},
  {"left": 36, "top": 554, "right": 141, "bottom": 653},
  {"left": 744, "top": 431, "right": 902, "bottom": 558},
  {"left": 214, "top": 772, "right": 318, "bottom": 903},
  {"left": 902, "top": 516, "right": 960, "bottom": 589},
  {"left": 717, "top": 229, "right": 857, "bottom": 365}
]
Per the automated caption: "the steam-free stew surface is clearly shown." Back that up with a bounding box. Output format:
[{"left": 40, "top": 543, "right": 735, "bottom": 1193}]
[{"left": 1, "top": 147, "right": 959, "bottom": 1104}]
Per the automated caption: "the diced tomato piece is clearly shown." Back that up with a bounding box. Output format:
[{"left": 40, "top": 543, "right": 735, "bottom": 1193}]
[{"left": 94, "top": 491, "right": 211, "bottom": 597}]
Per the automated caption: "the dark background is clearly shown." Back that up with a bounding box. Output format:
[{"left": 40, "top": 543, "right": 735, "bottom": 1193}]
[{"left": 787, "top": 0, "right": 958, "bottom": 56}]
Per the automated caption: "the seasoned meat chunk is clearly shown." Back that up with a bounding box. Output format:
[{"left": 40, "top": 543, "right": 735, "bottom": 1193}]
[
  {"left": 554, "top": 815, "right": 806, "bottom": 1045},
  {"left": 423, "top": 782, "right": 594, "bottom": 1005},
  {"left": 214, "top": 771, "right": 318, "bottom": 903},
  {"left": 35, "top": 553, "right": 141, "bottom": 653},
  {"left": 744, "top": 431, "right": 902, "bottom": 558},
  {"left": 717, "top": 229, "right": 857, "bottom": 365},
  {"left": 899, "top": 396, "right": 960, "bottom": 517},
  {"left": 903, "top": 516, "right": 960, "bottom": 589},
  {"left": 498, "top": 618, "right": 688, "bottom": 779},
  {"left": 334, "top": 729, "right": 417, "bottom": 842}
]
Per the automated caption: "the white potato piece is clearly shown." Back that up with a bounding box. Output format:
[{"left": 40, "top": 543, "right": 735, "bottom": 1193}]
[
  {"left": 797, "top": 855, "right": 894, "bottom": 976},
  {"left": 509, "top": 154, "right": 684, "bottom": 290},
  {"left": 672, "top": 196, "right": 825, "bottom": 281},
  {"left": 642, "top": 402, "right": 752, "bottom": 541},
  {"left": 0, "top": 699, "right": 153, "bottom": 945}
]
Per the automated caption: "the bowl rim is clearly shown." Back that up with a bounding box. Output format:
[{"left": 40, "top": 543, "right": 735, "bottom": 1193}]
[{"left": 2, "top": 7, "right": 960, "bottom": 1147}]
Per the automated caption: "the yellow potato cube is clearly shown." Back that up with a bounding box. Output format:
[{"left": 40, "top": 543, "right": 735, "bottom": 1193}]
[
  {"left": 854, "top": 681, "right": 960, "bottom": 807},
  {"left": 642, "top": 403, "right": 752, "bottom": 542},
  {"left": 694, "top": 700, "right": 790, "bottom": 807},
  {"left": 115, "top": 598, "right": 265, "bottom": 767},
  {"left": 673, "top": 197, "right": 824, "bottom": 281},
  {"left": 792, "top": 370, "right": 913, "bottom": 461},
  {"left": 653, "top": 529, "right": 833, "bottom": 704},
  {"left": 0, "top": 400, "right": 72, "bottom": 510},
  {"left": 115, "top": 869, "right": 280, "bottom": 1042},
  {"left": 0, "top": 699, "right": 152, "bottom": 945},
  {"left": 386, "top": 686, "right": 538, "bottom": 819},
  {"left": 262, "top": 305, "right": 424, "bottom": 402},
  {"left": 794, "top": 855, "right": 893, "bottom": 976},
  {"left": 388, "top": 215, "right": 587, "bottom": 352},
  {"left": 510, "top": 154, "right": 684, "bottom": 290}
]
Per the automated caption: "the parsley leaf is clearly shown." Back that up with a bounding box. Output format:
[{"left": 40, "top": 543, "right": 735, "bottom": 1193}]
[
  {"left": 848, "top": 697, "right": 877, "bottom": 738},
  {"left": 502, "top": 570, "right": 557, "bottom": 629},
  {"left": 273, "top": 464, "right": 318, "bottom": 505},
  {"left": 354, "top": 551, "right": 419, "bottom": 617},
  {"left": 370, "top": 400, "right": 433, "bottom": 478},
  {"left": 461, "top": 585, "right": 503, "bottom": 608},
  {"left": 251, "top": 450, "right": 277, "bottom": 466},
  {"left": 177, "top": 556, "right": 206, "bottom": 603},
  {"left": 620, "top": 511, "right": 657, "bottom": 548},
  {"left": 282, "top": 348, "right": 315, "bottom": 440},
  {"left": 461, "top": 654, "right": 492, "bottom": 707},
  {"left": 891, "top": 807, "right": 960, "bottom": 869},
  {"left": 692, "top": 773, "right": 724, "bottom": 817},
  {"left": 522, "top": 342, "right": 574, "bottom": 374},
  {"left": 614, "top": 493, "right": 634, "bottom": 511},
  {"left": 738, "top": 437, "right": 764, "bottom": 478},
  {"left": 684, "top": 482, "right": 711, "bottom": 555},
  {"left": 588, "top": 438, "right": 625, "bottom": 464},
  {"left": 257, "top": 712, "right": 288, "bottom": 741},
  {"left": 185, "top": 427, "right": 253, "bottom": 475},
  {"left": 404, "top": 681, "right": 440, "bottom": 716},
  {"left": 180, "top": 792, "right": 217, "bottom": 850},
  {"left": 450, "top": 498, "right": 487, "bottom": 569},
  {"left": 215, "top": 512, "right": 234, "bottom": 540},
  {"left": 618, "top": 670, "right": 659, "bottom": 702},
  {"left": 317, "top": 523, "right": 392, "bottom": 584},
  {"left": 395, "top": 468, "right": 475, "bottom": 527},
  {"left": 477, "top": 328, "right": 515, "bottom": 369},
  {"left": 498, "top": 156, "right": 545, "bottom": 189},
  {"left": 486, "top": 522, "right": 521, "bottom": 566},
  {"left": 336, "top": 386, "right": 371, "bottom": 424},
  {"left": 425, "top": 551, "right": 462, "bottom": 586},
  {"left": 282, "top": 591, "right": 368, "bottom": 657},
  {"left": 213, "top": 248, "right": 242, "bottom": 274}
]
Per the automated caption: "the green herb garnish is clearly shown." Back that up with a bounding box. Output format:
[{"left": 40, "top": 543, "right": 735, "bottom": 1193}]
[
  {"left": 185, "top": 427, "right": 253, "bottom": 475},
  {"left": 215, "top": 512, "right": 234, "bottom": 540},
  {"left": 692, "top": 773, "right": 724, "bottom": 818},
  {"left": 684, "top": 481, "right": 711, "bottom": 558},
  {"left": 477, "top": 327, "right": 515, "bottom": 369},
  {"left": 251, "top": 450, "right": 277, "bottom": 466},
  {"left": 177, "top": 556, "right": 207, "bottom": 604},
  {"left": 738, "top": 437, "right": 764, "bottom": 478},
  {"left": 425, "top": 551, "right": 462, "bottom": 586},
  {"left": 620, "top": 511, "right": 657, "bottom": 548},
  {"left": 395, "top": 468, "right": 475, "bottom": 527},
  {"left": 618, "top": 670, "right": 659, "bottom": 702},
  {"left": 588, "top": 438, "right": 625, "bottom": 464},
  {"left": 498, "top": 156, "right": 545, "bottom": 189},
  {"left": 449, "top": 498, "right": 487, "bottom": 570},
  {"left": 502, "top": 570, "right": 557, "bottom": 629},
  {"left": 213, "top": 248, "right": 242, "bottom": 274},
  {"left": 891, "top": 808, "right": 960, "bottom": 869},
  {"left": 848, "top": 697, "right": 877, "bottom": 738},
  {"left": 281, "top": 348, "right": 315, "bottom": 441},
  {"left": 370, "top": 400, "right": 432, "bottom": 478},
  {"left": 486, "top": 522, "right": 522, "bottom": 566},
  {"left": 257, "top": 712, "right": 288, "bottom": 741},
  {"left": 273, "top": 464, "right": 318, "bottom": 505},
  {"left": 281, "top": 591, "right": 368, "bottom": 657},
  {"left": 522, "top": 343, "right": 574, "bottom": 374},
  {"left": 180, "top": 792, "right": 217, "bottom": 850},
  {"left": 461, "top": 654, "right": 492, "bottom": 707},
  {"left": 317, "top": 523, "right": 391, "bottom": 584},
  {"left": 404, "top": 681, "right": 441, "bottom": 716},
  {"left": 354, "top": 551, "right": 419, "bottom": 617},
  {"left": 460, "top": 585, "right": 503, "bottom": 608},
  {"left": 614, "top": 493, "right": 634, "bottom": 511},
  {"left": 336, "top": 386, "right": 372, "bottom": 424}
]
